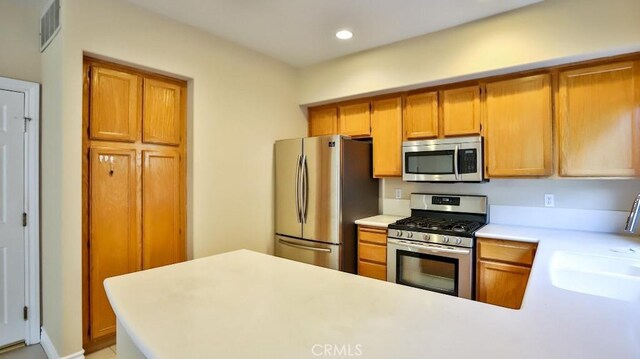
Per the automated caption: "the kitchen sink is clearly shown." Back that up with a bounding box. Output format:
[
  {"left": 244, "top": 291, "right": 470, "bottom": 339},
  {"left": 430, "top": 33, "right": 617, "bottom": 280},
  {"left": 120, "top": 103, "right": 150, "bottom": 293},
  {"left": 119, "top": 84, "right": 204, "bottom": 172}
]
[{"left": 550, "top": 251, "right": 640, "bottom": 302}]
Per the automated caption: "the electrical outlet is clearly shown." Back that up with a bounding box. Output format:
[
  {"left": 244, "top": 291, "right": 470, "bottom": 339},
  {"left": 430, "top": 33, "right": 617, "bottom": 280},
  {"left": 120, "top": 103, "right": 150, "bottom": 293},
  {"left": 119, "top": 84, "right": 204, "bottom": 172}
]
[
  {"left": 395, "top": 189, "right": 402, "bottom": 199},
  {"left": 544, "top": 194, "right": 555, "bottom": 208}
]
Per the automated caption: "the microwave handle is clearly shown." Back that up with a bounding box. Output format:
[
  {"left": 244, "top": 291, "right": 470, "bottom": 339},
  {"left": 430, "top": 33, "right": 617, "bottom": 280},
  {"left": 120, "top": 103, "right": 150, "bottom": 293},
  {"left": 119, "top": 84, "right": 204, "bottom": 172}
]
[{"left": 454, "top": 145, "right": 460, "bottom": 180}]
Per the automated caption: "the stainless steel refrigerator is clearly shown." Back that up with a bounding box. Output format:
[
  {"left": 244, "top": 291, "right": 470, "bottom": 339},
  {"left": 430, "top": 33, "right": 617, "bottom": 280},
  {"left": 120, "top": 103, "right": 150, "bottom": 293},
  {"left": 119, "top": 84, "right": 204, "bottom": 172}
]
[{"left": 274, "top": 135, "right": 379, "bottom": 273}]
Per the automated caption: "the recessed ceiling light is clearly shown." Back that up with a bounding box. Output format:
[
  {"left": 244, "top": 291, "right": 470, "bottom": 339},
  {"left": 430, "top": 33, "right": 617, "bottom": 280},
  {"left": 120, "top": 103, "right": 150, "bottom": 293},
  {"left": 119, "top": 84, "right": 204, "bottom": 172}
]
[{"left": 336, "top": 30, "right": 353, "bottom": 40}]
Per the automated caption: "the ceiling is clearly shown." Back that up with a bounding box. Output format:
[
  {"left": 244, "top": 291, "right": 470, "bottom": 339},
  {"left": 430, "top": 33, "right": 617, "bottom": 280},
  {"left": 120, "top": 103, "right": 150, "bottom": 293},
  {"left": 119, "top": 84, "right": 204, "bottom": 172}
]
[
  {"left": 33, "top": 0, "right": 535, "bottom": 68},
  {"left": 123, "top": 0, "right": 541, "bottom": 67}
]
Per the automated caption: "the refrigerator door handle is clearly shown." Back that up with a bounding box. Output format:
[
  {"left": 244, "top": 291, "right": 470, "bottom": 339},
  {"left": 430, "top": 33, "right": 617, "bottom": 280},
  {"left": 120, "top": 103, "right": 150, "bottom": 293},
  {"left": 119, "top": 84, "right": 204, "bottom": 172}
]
[
  {"left": 278, "top": 238, "right": 331, "bottom": 253},
  {"left": 302, "top": 154, "right": 309, "bottom": 223},
  {"left": 295, "top": 154, "right": 302, "bottom": 223}
]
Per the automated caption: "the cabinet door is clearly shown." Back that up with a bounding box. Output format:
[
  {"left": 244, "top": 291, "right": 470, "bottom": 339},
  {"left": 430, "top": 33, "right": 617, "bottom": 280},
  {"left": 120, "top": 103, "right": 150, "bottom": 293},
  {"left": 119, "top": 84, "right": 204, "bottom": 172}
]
[
  {"left": 142, "top": 150, "right": 183, "bottom": 269},
  {"left": 404, "top": 92, "right": 438, "bottom": 139},
  {"left": 308, "top": 107, "right": 338, "bottom": 137},
  {"left": 90, "top": 66, "right": 140, "bottom": 142},
  {"left": 339, "top": 102, "right": 371, "bottom": 137},
  {"left": 477, "top": 260, "right": 530, "bottom": 309},
  {"left": 443, "top": 86, "right": 481, "bottom": 136},
  {"left": 89, "top": 148, "right": 138, "bottom": 340},
  {"left": 371, "top": 97, "right": 403, "bottom": 177},
  {"left": 358, "top": 261, "right": 386, "bottom": 281},
  {"left": 485, "top": 74, "right": 552, "bottom": 177},
  {"left": 559, "top": 61, "right": 640, "bottom": 177},
  {"left": 142, "top": 78, "right": 182, "bottom": 145}
]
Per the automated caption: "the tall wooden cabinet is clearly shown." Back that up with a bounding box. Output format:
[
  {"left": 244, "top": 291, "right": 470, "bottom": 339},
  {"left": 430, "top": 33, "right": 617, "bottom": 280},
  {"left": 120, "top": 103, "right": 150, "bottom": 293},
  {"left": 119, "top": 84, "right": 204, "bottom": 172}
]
[
  {"left": 371, "top": 97, "right": 403, "bottom": 177},
  {"left": 558, "top": 61, "right": 640, "bottom": 177},
  {"left": 82, "top": 58, "right": 187, "bottom": 353},
  {"left": 484, "top": 74, "right": 552, "bottom": 177}
]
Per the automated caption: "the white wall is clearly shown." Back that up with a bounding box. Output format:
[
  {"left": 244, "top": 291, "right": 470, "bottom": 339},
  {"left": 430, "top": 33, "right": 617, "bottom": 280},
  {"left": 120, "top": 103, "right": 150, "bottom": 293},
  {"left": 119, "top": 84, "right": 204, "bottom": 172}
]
[
  {"left": 40, "top": 0, "right": 306, "bottom": 355},
  {"left": 383, "top": 178, "right": 640, "bottom": 213},
  {"left": 299, "top": 0, "right": 640, "bottom": 105},
  {"left": 0, "top": 0, "right": 41, "bottom": 82}
]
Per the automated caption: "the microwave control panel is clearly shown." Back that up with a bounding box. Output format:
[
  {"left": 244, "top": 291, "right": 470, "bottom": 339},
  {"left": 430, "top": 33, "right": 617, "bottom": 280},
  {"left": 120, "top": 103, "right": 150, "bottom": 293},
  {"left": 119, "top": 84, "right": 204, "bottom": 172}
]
[{"left": 459, "top": 149, "right": 477, "bottom": 174}]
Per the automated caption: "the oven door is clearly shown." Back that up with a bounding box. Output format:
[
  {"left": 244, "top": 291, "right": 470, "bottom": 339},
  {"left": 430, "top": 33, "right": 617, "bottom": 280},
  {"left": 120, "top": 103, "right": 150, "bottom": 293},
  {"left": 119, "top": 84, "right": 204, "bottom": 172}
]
[{"left": 387, "top": 238, "right": 473, "bottom": 299}]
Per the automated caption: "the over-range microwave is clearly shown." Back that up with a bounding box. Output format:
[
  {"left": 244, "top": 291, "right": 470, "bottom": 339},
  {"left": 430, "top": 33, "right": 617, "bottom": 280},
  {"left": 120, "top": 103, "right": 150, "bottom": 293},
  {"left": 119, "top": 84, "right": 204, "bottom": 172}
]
[{"left": 402, "top": 136, "right": 484, "bottom": 182}]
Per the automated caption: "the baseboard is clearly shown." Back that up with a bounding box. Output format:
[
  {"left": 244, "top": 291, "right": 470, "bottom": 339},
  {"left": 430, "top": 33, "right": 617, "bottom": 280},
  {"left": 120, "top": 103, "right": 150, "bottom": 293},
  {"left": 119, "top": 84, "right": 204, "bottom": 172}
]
[{"left": 41, "top": 328, "right": 85, "bottom": 359}]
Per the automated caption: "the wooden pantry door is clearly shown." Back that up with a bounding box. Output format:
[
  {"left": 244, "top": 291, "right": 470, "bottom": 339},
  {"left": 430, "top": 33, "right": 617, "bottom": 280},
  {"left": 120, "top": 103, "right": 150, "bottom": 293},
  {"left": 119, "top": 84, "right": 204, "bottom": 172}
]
[
  {"left": 88, "top": 147, "right": 139, "bottom": 340},
  {"left": 142, "top": 149, "right": 184, "bottom": 269}
]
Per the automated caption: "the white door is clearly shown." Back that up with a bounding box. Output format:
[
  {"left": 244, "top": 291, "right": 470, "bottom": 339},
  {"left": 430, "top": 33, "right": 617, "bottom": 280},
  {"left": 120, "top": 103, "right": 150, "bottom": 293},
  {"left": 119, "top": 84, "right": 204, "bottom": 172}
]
[{"left": 0, "top": 89, "right": 26, "bottom": 347}]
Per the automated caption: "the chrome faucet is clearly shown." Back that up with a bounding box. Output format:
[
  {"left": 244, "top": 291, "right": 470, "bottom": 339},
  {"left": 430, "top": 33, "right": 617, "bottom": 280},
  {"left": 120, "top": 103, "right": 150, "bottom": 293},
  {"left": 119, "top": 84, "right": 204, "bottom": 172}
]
[{"left": 625, "top": 193, "right": 640, "bottom": 233}]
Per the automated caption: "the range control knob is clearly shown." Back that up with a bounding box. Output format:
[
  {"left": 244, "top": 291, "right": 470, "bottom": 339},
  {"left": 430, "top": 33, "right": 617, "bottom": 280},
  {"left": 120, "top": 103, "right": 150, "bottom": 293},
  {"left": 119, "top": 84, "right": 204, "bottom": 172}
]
[
  {"left": 456, "top": 238, "right": 462, "bottom": 245},
  {"left": 423, "top": 234, "right": 430, "bottom": 241},
  {"left": 443, "top": 236, "right": 449, "bottom": 243},
  {"left": 396, "top": 230, "right": 403, "bottom": 237},
  {"left": 407, "top": 232, "right": 413, "bottom": 238}
]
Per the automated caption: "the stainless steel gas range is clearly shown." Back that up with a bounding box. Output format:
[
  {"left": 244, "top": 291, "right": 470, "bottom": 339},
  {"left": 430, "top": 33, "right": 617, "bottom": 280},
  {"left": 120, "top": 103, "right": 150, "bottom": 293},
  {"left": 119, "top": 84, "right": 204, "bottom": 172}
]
[{"left": 387, "top": 193, "right": 488, "bottom": 299}]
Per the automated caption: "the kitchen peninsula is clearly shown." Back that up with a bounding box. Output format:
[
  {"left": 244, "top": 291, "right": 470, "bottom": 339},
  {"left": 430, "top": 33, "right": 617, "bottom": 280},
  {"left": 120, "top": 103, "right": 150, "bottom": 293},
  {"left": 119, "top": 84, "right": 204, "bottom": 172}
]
[{"left": 106, "top": 229, "right": 640, "bottom": 359}]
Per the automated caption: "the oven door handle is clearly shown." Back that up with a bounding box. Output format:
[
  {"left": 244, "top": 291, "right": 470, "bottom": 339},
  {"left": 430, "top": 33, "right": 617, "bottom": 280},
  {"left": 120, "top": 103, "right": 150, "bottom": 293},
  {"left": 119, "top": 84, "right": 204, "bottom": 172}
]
[{"left": 389, "top": 239, "right": 470, "bottom": 255}]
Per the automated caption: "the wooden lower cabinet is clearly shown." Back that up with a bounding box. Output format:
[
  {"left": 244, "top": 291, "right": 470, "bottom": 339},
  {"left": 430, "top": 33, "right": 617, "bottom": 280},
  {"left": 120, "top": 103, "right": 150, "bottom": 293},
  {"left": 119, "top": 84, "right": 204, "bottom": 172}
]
[
  {"left": 357, "top": 225, "right": 387, "bottom": 281},
  {"left": 476, "top": 260, "right": 531, "bottom": 309},
  {"left": 476, "top": 238, "right": 537, "bottom": 309}
]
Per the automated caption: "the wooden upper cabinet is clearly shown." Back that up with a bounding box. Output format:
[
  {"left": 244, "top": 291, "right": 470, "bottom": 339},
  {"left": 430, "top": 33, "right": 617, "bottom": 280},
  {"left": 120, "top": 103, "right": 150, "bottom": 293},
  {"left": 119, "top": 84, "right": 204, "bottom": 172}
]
[
  {"left": 143, "top": 78, "right": 182, "bottom": 146},
  {"left": 142, "top": 150, "right": 183, "bottom": 270},
  {"left": 371, "top": 97, "right": 403, "bottom": 177},
  {"left": 442, "top": 86, "right": 481, "bottom": 137},
  {"left": 308, "top": 107, "right": 338, "bottom": 137},
  {"left": 339, "top": 102, "right": 371, "bottom": 137},
  {"left": 404, "top": 91, "right": 438, "bottom": 139},
  {"left": 90, "top": 66, "right": 140, "bottom": 142},
  {"left": 558, "top": 61, "right": 640, "bottom": 177},
  {"left": 89, "top": 147, "right": 138, "bottom": 340},
  {"left": 485, "top": 74, "right": 552, "bottom": 177}
]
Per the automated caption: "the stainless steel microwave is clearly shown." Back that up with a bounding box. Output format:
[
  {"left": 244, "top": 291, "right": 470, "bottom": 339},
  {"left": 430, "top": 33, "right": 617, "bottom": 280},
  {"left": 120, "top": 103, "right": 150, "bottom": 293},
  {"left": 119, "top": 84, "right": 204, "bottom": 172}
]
[{"left": 402, "top": 136, "right": 484, "bottom": 182}]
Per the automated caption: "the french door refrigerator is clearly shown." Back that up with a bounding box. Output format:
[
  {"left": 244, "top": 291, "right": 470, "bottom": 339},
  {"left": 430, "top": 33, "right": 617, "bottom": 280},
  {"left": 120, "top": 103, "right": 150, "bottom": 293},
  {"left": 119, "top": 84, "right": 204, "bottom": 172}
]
[{"left": 274, "top": 135, "right": 378, "bottom": 273}]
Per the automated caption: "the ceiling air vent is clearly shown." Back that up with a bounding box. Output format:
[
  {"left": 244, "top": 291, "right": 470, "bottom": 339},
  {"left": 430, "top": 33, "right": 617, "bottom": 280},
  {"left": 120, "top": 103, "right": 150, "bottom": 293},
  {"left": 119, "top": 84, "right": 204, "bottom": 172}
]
[{"left": 40, "top": 0, "right": 60, "bottom": 52}]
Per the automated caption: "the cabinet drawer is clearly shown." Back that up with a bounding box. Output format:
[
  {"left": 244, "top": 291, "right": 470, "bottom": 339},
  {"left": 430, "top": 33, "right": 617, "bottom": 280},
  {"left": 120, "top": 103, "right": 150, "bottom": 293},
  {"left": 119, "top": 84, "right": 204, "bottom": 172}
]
[
  {"left": 358, "top": 242, "right": 386, "bottom": 264},
  {"left": 358, "top": 260, "right": 386, "bottom": 281},
  {"left": 358, "top": 226, "right": 387, "bottom": 245},
  {"left": 477, "top": 238, "right": 537, "bottom": 266}
]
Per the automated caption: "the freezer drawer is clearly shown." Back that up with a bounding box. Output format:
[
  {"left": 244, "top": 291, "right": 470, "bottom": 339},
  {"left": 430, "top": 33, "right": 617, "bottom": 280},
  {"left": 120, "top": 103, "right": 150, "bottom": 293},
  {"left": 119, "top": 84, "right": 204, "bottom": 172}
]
[{"left": 275, "top": 235, "right": 340, "bottom": 270}]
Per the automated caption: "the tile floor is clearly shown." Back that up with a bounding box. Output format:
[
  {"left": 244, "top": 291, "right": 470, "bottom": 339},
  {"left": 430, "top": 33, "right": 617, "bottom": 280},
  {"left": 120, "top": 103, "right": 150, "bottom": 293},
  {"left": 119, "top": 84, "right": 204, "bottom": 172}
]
[
  {"left": 0, "top": 344, "right": 116, "bottom": 359},
  {"left": 0, "top": 345, "right": 46, "bottom": 359},
  {"left": 85, "top": 345, "right": 117, "bottom": 359}
]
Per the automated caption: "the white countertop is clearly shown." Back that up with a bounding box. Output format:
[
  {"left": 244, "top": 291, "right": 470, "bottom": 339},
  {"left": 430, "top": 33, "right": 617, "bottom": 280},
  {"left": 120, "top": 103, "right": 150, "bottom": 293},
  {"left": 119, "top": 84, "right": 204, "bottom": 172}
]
[
  {"left": 105, "top": 226, "right": 640, "bottom": 359},
  {"left": 354, "top": 214, "right": 403, "bottom": 228}
]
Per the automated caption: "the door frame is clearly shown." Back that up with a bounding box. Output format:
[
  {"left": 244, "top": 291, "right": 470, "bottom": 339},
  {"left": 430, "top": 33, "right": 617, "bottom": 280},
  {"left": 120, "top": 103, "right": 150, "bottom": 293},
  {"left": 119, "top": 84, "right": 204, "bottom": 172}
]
[{"left": 0, "top": 77, "right": 41, "bottom": 345}]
